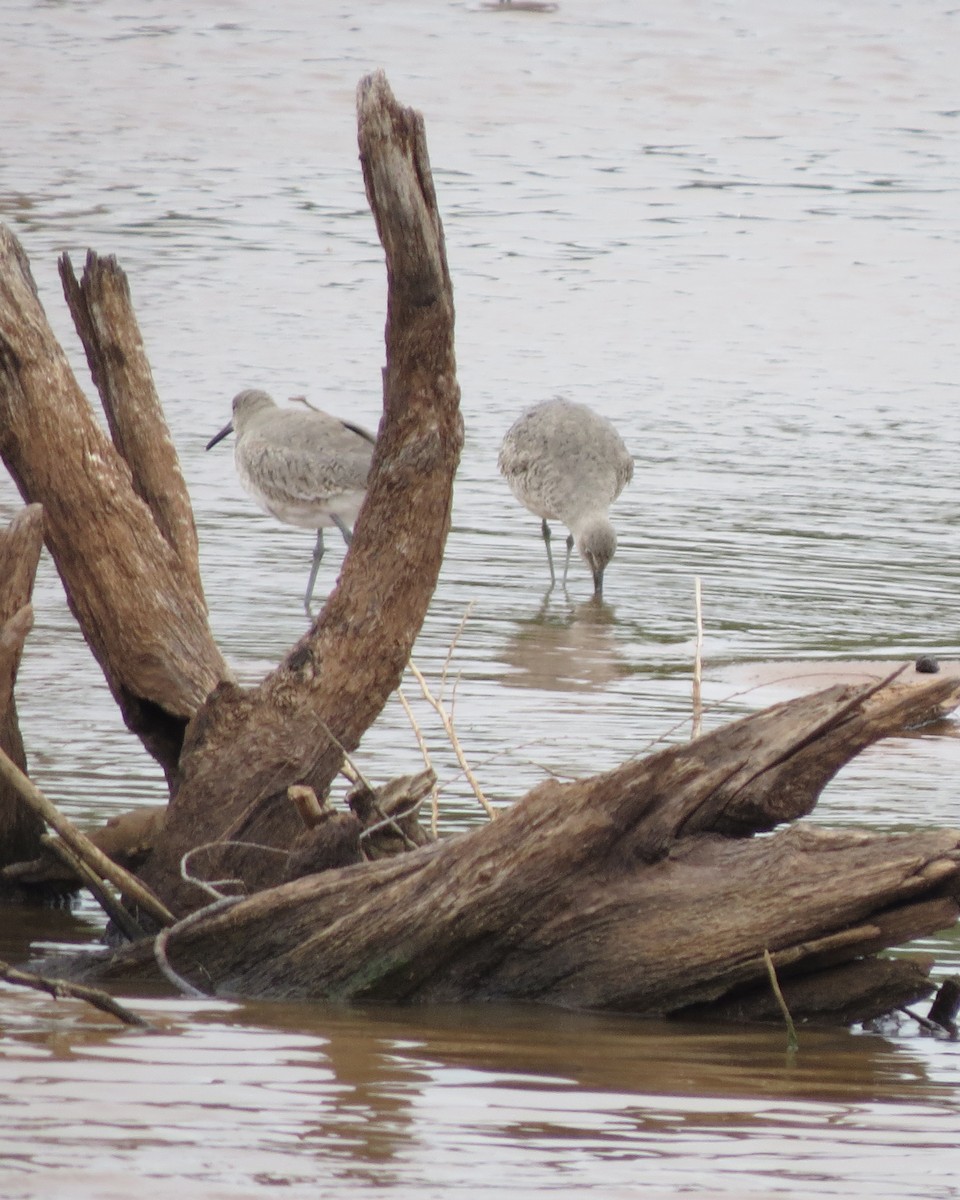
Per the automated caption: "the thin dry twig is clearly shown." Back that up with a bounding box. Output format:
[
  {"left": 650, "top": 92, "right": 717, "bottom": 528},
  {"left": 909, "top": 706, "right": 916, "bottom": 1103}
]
[
  {"left": 396, "top": 685, "right": 441, "bottom": 838},
  {"left": 310, "top": 713, "right": 375, "bottom": 794},
  {"left": 153, "top": 894, "right": 245, "bottom": 998},
  {"left": 438, "top": 603, "right": 474, "bottom": 701},
  {"left": 764, "top": 948, "right": 799, "bottom": 1053},
  {"left": 357, "top": 795, "right": 428, "bottom": 846},
  {"left": 396, "top": 603, "right": 494, "bottom": 824},
  {"left": 407, "top": 658, "right": 496, "bottom": 820},
  {"left": 0, "top": 958, "right": 151, "bottom": 1028},
  {"left": 180, "top": 841, "right": 290, "bottom": 902}
]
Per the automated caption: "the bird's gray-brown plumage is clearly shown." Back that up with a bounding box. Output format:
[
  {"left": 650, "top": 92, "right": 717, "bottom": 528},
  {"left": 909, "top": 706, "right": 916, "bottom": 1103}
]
[
  {"left": 498, "top": 397, "right": 633, "bottom": 595},
  {"left": 206, "top": 388, "right": 375, "bottom": 611}
]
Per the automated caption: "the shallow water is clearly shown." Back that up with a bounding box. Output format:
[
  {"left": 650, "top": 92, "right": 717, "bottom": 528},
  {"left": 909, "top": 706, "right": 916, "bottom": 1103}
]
[{"left": 2, "top": 0, "right": 960, "bottom": 1195}]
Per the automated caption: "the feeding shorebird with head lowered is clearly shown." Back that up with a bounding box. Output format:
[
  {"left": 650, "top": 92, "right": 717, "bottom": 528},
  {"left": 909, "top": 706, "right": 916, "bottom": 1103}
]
[
  {"left": 206, "top": 388, "right": 375, "bottom": 611},
  {"left": 498, "top": 397, "right": 633, "bottom": 596}
]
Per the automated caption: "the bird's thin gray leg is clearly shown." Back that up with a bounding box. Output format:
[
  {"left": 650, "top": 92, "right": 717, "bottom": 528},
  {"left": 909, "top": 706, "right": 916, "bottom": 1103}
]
[
  {"left": 562, "top": 533, "right": 574, "bottom": 586},
  {"left": 331, "top": 514, "right": 353, "bottom": 547},
  {"left": 540, "top": 518, "right": 556, "bottom": 588},
  {"left": 304, "top": 528, "right": 326, "bottom": 612}
]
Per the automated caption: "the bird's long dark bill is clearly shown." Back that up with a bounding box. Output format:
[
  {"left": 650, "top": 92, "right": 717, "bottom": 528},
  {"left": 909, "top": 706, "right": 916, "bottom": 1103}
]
[
  {"left": 593, "top": 569, "right": 604, "bottom": 596},
  {"left": 205, "top": 421, "right": 234, "bottom": 451}
]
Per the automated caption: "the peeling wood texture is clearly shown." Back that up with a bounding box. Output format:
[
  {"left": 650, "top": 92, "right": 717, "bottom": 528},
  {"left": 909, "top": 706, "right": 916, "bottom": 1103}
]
[
  {"left": 135, "top": 70, "right": 464, "bottom": 916},
  {"left": 60, "top": 251, "right": 205, "bottom": 602},
  {"left": 0, "top": 505, "right": 45, "bottom": 874},
  {"left": 0, "top": 231, "right": 229, "bottom": 781},
  {"left": 78, "top": 675, "right": 960, "bottom": 1025}
]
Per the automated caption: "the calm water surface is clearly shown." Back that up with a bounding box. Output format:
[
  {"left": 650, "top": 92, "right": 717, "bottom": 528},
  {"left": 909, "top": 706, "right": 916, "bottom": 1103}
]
[{"left": 2, "top": 1, "right": 960, "bottom": 1196}]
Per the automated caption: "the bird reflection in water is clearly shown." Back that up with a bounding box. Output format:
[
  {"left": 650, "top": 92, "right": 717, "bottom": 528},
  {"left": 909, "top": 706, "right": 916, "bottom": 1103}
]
[{"left": 501, "top": 592, "right": 626, "bottom": 693}]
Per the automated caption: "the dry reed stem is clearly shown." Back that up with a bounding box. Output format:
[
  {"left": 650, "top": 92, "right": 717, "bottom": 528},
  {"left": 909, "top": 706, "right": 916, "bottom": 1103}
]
[
  {"left": 398, "top": 603, "right": 494, "bottom": 823},
  {"left": 692, "top": 575, "right": 703, "bottom": 739},
  {"left": 406, "top": 658, "right": 496, "bottom": 821},
  {"left": 396, "top": 685, "right": 441, "bottom": 838},
  {"left": 764, "top": 947, "right": 799, "bottom": 1052}
]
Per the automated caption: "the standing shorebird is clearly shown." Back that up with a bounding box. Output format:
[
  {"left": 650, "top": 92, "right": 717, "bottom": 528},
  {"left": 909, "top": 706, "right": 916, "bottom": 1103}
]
[
  {"left": 206, "top": 389, "right": 375, "bottom": 611},
  {"left": 498, "top": 397, "right": 633, "bottom": 596}
]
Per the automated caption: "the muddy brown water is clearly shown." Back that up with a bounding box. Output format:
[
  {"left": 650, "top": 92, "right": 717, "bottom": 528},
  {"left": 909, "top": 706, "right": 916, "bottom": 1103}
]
[{"left": 2, "top": 1, "right": 960, "bottom": 1195}]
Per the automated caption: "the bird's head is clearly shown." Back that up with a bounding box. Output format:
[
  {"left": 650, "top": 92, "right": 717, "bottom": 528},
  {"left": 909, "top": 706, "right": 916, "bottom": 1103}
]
[
  {"left": 206, "top": 389, "right": 276, "bottom": 449},
  {"left": 575, "top": 515, "right": 617, "bottom": 596}
]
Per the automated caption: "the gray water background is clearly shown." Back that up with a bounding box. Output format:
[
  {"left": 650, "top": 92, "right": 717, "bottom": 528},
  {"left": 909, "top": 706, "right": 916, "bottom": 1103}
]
[{"left": 1, "top": 1, "right": 960, "bottom": 1196}]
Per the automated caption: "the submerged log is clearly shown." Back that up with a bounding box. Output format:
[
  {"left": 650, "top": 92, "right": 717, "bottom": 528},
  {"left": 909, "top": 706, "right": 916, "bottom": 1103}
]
[{"left": 76, "top": 674, "right": 960, "bottom": 1025}]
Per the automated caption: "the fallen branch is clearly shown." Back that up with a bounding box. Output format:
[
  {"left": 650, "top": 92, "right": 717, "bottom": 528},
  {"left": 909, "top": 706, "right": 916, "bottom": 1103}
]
[
  {"left": 0, "top": 958, "right": 150, "bottom": 1027},
  {"left": 42, "top": 836, "right": 145, "bottom": 942},
  {"left": 0, "top": 746, "right": 175, "bottom": 926}
]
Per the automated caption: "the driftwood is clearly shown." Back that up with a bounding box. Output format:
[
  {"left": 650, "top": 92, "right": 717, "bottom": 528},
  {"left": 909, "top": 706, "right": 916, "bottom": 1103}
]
[
  {"left": 73, "top": 673, "right": 960, "bottom": 1024},
  {"left": 2, "top": 71, "right": 959, "bottom": 1028}
]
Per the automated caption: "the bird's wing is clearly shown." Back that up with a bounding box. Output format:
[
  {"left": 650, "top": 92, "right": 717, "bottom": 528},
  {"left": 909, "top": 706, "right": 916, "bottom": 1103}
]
[{"left": 339, "top": 418, "right": 377, "bottom": 446}]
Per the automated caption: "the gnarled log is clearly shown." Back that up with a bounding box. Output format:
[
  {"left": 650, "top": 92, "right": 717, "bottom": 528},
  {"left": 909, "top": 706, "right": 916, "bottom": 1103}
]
[
  {"left": 76, "top": 674, "right": 960, "bottom": 1026},
  {"left": 0, "top": 71, "right": 462, "bottom": 919}
]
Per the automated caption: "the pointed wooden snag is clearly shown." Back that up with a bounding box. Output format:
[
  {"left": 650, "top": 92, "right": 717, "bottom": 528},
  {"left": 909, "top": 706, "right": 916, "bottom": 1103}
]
[
  {"left": 135, "top": 69, "right": 464, "bottom": 915},
  {"left": 0, "top": 232, "right": 229, "bottom": 783}
]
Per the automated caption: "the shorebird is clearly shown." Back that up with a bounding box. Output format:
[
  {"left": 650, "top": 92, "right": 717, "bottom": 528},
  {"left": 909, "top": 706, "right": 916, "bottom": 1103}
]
[
  {"left": 206, "top": 389, "right": 375, "bottom": 611},
  {"left": 498, "top": 397, "right": 633, "bottom": 596}
]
